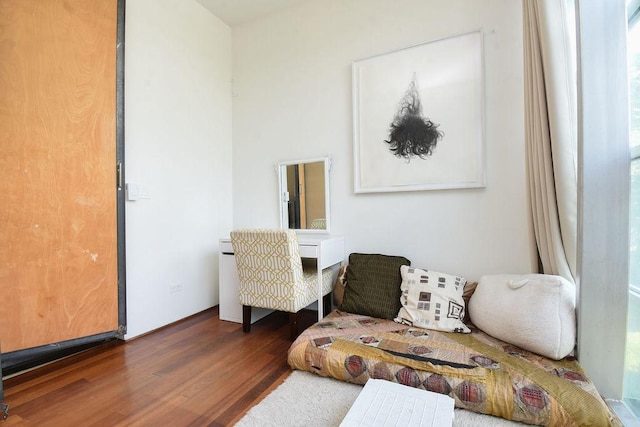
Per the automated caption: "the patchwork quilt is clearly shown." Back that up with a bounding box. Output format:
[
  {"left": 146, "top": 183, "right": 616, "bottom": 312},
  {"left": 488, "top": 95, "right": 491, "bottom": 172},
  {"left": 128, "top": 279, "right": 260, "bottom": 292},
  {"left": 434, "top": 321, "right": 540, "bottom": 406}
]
[{"left": 287, "top": 310, "right": 621, "bottom": 426}]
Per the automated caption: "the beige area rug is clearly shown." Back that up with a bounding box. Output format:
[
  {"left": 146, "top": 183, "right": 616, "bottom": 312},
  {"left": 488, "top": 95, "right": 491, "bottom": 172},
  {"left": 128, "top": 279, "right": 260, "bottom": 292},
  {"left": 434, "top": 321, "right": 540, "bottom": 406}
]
[{"left": 235, "top": 370, "right": 528, "bottom": 426}]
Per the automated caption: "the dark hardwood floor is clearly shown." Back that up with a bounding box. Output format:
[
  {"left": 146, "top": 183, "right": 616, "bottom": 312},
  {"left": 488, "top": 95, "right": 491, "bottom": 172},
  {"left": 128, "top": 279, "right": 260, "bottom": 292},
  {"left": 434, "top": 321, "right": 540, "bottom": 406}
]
[{"left": 2, "top": 307, "right": 317, "bottom": 426}]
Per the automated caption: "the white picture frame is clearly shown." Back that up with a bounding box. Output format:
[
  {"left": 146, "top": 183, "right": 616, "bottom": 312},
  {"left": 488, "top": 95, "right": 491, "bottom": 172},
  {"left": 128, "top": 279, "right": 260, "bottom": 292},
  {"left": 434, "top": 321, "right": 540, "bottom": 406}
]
[{"left": 352, "top": 30, "right": 485, "bottom": 193}]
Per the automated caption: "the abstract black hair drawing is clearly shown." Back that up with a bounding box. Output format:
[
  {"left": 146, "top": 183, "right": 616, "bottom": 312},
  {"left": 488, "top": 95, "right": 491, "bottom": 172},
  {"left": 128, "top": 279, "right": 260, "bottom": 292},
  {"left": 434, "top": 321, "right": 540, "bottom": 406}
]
[
  {"left": 385, "top": 75, "right": 443, "bottom": 161},
  {"left": 353, "top": 30, "right": 483, "bottom": 193}
]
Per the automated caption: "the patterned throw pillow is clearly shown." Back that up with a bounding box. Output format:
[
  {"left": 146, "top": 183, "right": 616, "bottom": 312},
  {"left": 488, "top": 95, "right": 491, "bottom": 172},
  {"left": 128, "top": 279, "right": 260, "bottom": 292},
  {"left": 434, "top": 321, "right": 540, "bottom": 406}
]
[
  {"left": 394, "top": 266, "right": 470, "bottom": 333},
  {"left": 339, "top": 253, "right": 411, "bottom": 319},
  {"left": 462, "top": 281, "right": 478, "bottom": 324},
  {"left": 332, "top": 265, "right": 348, "bottom": 306}
]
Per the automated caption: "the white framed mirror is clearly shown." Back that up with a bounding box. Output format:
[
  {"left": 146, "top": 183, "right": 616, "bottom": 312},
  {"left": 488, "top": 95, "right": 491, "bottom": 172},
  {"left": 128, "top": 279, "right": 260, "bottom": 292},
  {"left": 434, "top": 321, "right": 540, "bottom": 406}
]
[{"left": 277, "top": 156, "right": 331, "bottom": 233}]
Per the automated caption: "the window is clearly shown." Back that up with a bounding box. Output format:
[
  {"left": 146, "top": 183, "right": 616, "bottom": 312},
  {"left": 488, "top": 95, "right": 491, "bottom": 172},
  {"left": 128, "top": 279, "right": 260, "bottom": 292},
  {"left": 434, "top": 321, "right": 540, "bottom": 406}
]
[{"left": 625, "top": 0, "right": 640, "bottom": 418}]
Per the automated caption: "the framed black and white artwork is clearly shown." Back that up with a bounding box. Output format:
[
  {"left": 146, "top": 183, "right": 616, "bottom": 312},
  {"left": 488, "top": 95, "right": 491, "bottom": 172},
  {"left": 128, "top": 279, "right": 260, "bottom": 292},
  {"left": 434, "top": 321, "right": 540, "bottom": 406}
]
[{"left": 352, "top": 30, "right": 485, "bottom": 193}]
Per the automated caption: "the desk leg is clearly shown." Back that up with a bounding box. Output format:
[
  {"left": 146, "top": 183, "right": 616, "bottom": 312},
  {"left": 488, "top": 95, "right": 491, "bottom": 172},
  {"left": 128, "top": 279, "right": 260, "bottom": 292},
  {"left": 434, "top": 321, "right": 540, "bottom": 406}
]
[
  {"left": 317, "top": 270, "right": 323, "bottom": 321},
  {"left": 317, "top": 251, "right": 323, "bottom": 321}
]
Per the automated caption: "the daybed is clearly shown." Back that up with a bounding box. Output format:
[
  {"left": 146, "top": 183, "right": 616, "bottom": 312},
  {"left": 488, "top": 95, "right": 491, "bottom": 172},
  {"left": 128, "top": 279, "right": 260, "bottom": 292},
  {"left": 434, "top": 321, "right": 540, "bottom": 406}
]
[{"left": 287, "top": 253, "right": 621, "bottom": 426}]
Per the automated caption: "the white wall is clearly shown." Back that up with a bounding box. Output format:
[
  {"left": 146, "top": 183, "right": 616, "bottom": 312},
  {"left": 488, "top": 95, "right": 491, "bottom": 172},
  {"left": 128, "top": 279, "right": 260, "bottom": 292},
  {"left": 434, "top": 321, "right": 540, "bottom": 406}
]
[
  {"left": 232, "top": 0, "right": 536, "bottom": 280},
  {"left": 124, "top": 0, "right": 232, "bottom": 339}
]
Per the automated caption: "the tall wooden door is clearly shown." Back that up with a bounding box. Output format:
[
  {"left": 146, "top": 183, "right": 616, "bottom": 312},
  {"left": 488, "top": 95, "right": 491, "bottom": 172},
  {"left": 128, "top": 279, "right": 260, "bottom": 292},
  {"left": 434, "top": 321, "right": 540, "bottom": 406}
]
[{"left": 0, "top": 0, "right": 121, "bottom": 353}]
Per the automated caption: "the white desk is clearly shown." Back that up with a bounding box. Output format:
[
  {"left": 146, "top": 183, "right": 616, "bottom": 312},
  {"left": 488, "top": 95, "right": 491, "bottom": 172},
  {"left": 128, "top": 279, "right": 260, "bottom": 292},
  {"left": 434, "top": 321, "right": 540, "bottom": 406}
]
[{"left": 218, "top": 234, "right": 345, "bottom": 323}]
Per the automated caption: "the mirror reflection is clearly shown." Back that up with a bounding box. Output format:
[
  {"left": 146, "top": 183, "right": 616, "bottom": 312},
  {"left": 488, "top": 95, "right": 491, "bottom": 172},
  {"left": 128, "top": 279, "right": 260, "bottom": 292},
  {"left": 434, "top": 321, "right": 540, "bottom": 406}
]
[{"left": 278, "top": 157, "right": 330, "bottom": 233}]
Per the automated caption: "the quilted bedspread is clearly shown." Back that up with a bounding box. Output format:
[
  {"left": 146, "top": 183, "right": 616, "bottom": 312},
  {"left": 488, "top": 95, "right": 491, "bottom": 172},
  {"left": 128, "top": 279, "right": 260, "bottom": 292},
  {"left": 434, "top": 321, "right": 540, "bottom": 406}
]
[{"left": 287, "top": 310, "right": 621, "bottom": 426}]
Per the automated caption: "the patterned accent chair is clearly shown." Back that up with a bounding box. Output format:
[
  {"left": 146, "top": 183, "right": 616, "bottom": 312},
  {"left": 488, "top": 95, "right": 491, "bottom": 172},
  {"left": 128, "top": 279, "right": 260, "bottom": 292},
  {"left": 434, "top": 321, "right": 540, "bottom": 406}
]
[
  {"left": 230, "top": 229, "right": 335, "bottom": 340},
  {"left": 309, "top": 218, "right": 326, "bottom": 230}
]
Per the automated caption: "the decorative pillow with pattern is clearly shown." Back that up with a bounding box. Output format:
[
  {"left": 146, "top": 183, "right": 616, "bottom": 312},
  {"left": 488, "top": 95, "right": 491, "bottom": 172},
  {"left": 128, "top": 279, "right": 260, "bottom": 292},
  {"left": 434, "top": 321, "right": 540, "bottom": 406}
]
[
  {"left": 462, "top": 281, "right": 478, "bottom": 324},
  {"left": 333, "top": 265, "right": 348, "bottom": 306},
  {"left": 340, "top": 253, "right": 410, "bottom": 319},
  {"left": 394, "top": 266, "right": 470, "bottom": 333}
]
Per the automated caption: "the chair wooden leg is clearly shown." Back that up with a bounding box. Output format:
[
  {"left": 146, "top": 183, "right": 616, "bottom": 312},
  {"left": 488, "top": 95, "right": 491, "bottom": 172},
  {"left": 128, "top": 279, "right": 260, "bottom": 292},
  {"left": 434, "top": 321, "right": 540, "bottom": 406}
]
[
  {"left": 242, "top": 305, "right": 251, "bottom": 333},
  {"left": 289, "top": 312, "right": 298, "bottom": 341},
  {"left": 323, "top": 292, "right": 332, "bottom": 318}
]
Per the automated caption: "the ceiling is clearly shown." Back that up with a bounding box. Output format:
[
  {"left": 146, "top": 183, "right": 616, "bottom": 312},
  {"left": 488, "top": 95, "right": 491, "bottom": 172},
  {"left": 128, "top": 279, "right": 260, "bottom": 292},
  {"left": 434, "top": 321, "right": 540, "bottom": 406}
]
[{"left": 194, "top": 0, "right": 308, "bottom": 26}]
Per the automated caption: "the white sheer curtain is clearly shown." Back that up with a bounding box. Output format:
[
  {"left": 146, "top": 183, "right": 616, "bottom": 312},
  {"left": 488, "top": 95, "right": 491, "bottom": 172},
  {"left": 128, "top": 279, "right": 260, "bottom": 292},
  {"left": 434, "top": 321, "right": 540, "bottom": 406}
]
[{"left": 523, "top": 0, "right": 578, "bottom": 284}]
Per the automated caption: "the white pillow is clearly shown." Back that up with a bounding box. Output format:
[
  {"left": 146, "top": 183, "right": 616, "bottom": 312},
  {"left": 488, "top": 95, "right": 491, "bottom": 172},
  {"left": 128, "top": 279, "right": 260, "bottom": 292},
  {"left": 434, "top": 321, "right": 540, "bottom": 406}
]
[
  {"left": 394, "top": 266, "right": 470, "bottom": 333},
  {"left": 468, "top": 274, "right": 576, "bottom": 360}
]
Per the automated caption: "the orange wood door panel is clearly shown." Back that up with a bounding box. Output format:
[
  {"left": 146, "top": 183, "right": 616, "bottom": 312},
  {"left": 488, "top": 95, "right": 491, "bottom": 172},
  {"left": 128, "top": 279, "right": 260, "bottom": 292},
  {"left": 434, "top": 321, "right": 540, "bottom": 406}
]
[{"left": 0, "top": 0, "right": 119, "bottom": 352}]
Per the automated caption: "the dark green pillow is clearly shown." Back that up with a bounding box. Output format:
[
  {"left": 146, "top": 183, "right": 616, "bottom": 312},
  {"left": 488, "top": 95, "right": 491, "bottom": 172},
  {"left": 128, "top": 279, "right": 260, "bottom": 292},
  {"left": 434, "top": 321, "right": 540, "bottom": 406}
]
[{"left": 340, "top": 253, "right": 411, "bottom": 319}]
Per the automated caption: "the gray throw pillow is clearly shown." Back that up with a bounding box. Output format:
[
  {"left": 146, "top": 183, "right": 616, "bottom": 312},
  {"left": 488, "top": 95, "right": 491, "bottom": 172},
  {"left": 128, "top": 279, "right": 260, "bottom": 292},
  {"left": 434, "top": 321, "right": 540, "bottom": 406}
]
[{"left": 339, "top": 253, "right": 411, "bottom": 319}]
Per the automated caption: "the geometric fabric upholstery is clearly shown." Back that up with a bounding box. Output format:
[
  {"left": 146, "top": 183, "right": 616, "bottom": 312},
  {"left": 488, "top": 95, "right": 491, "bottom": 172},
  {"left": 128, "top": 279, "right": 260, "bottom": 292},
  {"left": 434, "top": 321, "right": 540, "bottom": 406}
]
[{"left": 230, "top": 229, "right": 334, "bottom": 313}]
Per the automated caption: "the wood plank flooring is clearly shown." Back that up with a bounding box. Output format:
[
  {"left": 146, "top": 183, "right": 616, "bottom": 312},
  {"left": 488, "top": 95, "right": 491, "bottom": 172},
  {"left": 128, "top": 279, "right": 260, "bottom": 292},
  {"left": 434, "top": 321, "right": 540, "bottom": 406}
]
[{"left": 2, "top": 307, "right": 317, "bottom": 426}]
